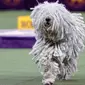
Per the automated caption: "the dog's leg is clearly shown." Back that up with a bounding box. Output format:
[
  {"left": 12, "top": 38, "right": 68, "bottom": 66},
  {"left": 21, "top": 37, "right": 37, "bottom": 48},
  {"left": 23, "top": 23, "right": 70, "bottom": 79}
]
[
  {"left": 41, "top": 57, "right": 60, "bottom": 85},
  {"left": 62, "top": 58, "right": 78, "bottom": 80},
  {"left": 51, "top": 56, "right": 66, "bottom": 80}
]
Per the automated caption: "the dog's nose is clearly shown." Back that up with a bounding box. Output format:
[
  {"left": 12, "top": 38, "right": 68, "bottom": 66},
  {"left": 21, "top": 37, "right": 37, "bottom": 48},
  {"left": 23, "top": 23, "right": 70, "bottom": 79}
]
[{"left": 46, "top": 18, "right": 51, "bottom": 22}]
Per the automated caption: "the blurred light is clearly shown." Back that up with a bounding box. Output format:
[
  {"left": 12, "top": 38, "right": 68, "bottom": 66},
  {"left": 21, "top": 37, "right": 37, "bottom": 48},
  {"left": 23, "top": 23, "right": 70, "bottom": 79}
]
[
  {"left": 71, "top": 0, "right": 85, "bottom": 4},
  {"left": 65, "top": 0, "right": 85, "bottom": 8},
  {"left": 3, "top": 0, "right": 21, "bottom": 6}
]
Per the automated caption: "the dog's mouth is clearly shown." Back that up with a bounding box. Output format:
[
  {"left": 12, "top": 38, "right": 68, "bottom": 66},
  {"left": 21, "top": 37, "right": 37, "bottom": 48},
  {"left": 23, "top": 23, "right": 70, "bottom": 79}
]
[
  {"left": 43, "top": 17, "right": 52, "bottom": 28},
  {"left": 44, "top": 22, "right": 51, "bottom": 27}
]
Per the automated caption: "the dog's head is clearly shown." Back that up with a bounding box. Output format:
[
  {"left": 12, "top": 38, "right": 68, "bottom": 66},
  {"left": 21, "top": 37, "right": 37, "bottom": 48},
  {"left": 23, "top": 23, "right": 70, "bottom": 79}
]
[
  {"left": 31, "top": 2, "right": 74, "bottom": 38},
  {"left": 31, "top": 1, "right": 85, "bottom": 42}
]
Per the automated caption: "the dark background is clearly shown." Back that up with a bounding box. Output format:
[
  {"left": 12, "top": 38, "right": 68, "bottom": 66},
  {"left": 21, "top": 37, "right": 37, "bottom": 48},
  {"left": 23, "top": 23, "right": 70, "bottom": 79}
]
[{"left": 0, "top": 0, "right": 85, "bottom": 11}]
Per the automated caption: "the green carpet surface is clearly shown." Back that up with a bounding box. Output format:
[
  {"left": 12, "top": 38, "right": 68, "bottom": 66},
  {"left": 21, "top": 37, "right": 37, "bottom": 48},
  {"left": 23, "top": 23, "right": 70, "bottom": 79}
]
[
  {"left": 0, "top": 10, "right": 30, "bottom": 29},
  {"left": 0, "top": 49, "right": 84, "bottom": 85}
]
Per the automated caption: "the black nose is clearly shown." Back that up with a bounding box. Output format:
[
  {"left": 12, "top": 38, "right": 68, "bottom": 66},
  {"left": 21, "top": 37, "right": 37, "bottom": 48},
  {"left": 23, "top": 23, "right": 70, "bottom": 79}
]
[{"left": 46, "top": 18, "right": 51, "bottom": 22}]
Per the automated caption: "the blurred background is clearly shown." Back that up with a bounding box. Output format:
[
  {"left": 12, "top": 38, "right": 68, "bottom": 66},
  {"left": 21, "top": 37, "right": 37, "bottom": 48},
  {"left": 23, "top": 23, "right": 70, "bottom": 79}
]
[{"left": 0, "top": 0, "right": 85, "bottom": 85}]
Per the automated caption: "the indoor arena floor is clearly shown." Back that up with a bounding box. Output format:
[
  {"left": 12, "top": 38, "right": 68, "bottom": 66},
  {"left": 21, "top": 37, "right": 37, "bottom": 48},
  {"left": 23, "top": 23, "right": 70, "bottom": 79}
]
[
  {"left": 0, "top": 49, "right": 85, "bottom": 85},
  {"left": 0, "top": 11, "right": 85, "bottom": 85}
]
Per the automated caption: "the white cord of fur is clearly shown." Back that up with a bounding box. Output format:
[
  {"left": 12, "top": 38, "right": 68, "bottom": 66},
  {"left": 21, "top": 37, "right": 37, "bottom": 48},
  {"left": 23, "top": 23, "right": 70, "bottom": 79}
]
[{"left": 30, "top": 1, "right": 85, "bottom": 82}]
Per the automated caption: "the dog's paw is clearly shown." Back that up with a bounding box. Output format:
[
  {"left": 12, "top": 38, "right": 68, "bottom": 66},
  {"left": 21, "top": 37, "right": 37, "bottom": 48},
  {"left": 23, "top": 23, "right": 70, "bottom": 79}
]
[{"left": 44, "top": 82, "right": 53, "bottom": 85}]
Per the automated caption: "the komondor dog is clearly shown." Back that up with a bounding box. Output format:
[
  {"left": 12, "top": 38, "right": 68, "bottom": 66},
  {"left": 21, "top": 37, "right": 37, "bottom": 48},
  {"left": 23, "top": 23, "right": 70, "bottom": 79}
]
[{"left": 30, "top": 1, "right": 85, "bottom": 85}]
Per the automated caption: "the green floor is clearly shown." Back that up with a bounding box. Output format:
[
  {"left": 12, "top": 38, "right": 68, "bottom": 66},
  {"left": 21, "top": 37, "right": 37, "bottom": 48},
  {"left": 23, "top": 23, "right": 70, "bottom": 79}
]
[
  {"left": 0, "top": 10, "right": 30, "bottom": 29},
  {"left": 0, "top": 49, "right": 84, "bottom": 85}
]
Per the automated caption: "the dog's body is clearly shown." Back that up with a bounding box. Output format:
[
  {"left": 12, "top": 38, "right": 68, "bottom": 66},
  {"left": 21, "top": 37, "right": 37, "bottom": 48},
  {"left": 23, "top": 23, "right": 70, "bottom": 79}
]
[{"left": 30, "top": 1, "right": 85, "bottom": 85}]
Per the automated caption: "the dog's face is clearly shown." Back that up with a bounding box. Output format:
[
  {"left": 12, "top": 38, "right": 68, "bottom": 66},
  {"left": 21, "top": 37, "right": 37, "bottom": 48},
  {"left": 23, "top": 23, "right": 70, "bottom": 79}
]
[
  {"left": 31, "top": 1, "right": 82, "bottom": 40},
  {"left": 31, "top": 2, "right": 72, "bottom": 32},
  {"left": 31, "top": 2, "right": 61, "bottom": 31},
  {"left": 43, "top": 15, "right": 53, "bottom": 28}
]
